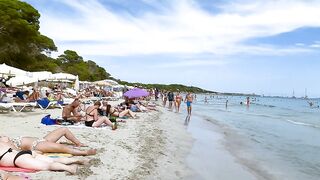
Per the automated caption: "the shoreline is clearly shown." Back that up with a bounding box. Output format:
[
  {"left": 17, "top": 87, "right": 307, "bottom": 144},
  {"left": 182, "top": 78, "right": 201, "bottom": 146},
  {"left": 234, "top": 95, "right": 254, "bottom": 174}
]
[
  {"left": 0, "top": 101, "right": 265, "bottom": 180},
  {"left": 183, "top": 113, "right": 261, "bottom": 180}
]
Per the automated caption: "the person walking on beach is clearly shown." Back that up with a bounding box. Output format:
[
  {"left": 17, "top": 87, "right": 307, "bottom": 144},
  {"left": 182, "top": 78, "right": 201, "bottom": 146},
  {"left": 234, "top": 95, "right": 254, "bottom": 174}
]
[
  {"left": 185, "top": 93, "right": 194, "bottom": 115},
  {"left": 162, "top": 91, "right": 168, "bottom": 108},
  {"left": 155, "top": 88, "right": 159, "bottom": 101},
  {"left": 175, "top": 92, "right": 183, "bottom": 113},
  {"left": 168, "top": 91, "right": 174, "bottom": 111}
]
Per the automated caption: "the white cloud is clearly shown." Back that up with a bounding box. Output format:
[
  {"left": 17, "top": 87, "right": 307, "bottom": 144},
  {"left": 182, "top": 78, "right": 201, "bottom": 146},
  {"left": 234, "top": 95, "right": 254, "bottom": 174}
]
[
  {"left": 38, "top": 0, "right": 320, "bottom": 57},
  {"left": 310, "top": 44, "right": 320, "bottom": 48},
  {"left": 150, "top": 59, "right": 228, "bottom": 68}
]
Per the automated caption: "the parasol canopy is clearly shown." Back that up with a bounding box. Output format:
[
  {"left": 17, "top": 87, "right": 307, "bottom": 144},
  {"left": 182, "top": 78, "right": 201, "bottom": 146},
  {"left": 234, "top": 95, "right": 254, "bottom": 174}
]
[{"left": 123, "top": 88, "right": 149, "bottom": 98}]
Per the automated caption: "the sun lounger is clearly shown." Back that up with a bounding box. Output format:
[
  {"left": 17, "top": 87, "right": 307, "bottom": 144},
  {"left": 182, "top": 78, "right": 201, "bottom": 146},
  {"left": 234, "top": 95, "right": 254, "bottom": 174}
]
[
  {"left": 0, "top": 103, "right": 13, "bottom": 112},
  {"left": 9, "top": 102, "right": 37, "bottom": 112},
  {"left": 101, "top": 96, "right": 119, "bottom": 101},
  {"left": 37, "top": 99, "right": 63, "bottom": 110}
]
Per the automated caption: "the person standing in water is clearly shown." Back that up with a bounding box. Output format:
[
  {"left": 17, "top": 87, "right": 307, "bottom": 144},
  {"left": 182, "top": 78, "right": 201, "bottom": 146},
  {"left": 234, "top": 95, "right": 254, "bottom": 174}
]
[
  {"left": 185, "top": 93, "right": 194, "bottom": 115},
  {"left": 204, "top": 96, "right": 208, "bottom": 104},
  {"left": 226, "top": 99, "right": 229, "bottom": 109}
]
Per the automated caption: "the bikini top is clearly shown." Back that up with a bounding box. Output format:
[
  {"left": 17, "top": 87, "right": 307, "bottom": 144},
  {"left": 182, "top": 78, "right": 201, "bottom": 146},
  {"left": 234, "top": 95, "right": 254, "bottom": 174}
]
[
  {"left": 86, "top": 108, "right": 96, "bottom": 117},
  {"left": 0, "top": 148, "right": 12, "bottom": 161}
]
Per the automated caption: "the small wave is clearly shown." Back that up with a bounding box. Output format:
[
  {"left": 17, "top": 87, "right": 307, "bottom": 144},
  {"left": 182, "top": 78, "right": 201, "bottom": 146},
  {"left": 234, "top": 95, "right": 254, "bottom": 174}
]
[
  {"left": 251, "top": 103, "right": 276, "bottom": 108},
  {"left": 286, "top": 119, "right": 320, "bottom": 129}
]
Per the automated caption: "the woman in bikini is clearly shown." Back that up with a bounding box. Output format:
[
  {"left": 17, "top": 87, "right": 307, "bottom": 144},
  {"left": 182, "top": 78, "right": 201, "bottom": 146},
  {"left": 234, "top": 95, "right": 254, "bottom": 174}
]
[
  {"left": 175, "top": 92, "right": 183, "bottom": 113},
  {"left": 0, "top": 142, "right": 88, "bottom": 174},
  {"left": 162, "top": 91, "right": 168, "bottom": 107},
  {"left": 105, "top": 103, "right": 136, "bottom": 119},
  {"left": 0, "top": 128, "right": 96, "bottom": 156},
  {"left": 85, "top": 101, "right": 116, "bottom": 129}
]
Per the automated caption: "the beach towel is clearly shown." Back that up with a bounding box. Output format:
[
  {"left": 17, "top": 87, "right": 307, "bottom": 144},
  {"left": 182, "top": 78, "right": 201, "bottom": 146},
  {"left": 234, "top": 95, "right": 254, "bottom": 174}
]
[
  {"left": 0, "top": 166, "right": 37, "bottom": 173},
  {"left": 43, "top": 123, "right": 110, "bottom": 130},
  {"left": 44, "top": 153, "right": 73, "bottom": 158}
]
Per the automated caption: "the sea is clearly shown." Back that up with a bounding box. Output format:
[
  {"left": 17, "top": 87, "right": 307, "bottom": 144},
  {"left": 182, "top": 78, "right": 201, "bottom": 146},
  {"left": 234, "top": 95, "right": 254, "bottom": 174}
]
[{"left": 182, "top": 95, "right": 320, "bottom": 180}]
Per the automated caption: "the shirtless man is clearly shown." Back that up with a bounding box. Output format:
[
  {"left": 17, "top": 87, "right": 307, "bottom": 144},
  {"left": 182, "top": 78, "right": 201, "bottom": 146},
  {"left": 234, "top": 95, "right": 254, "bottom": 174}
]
[
  {"left": 62, "top": 99, "right": 82, "bottom": 122},
  {"left": 185, "top": 93, "right": 194, "bottom": 115}
]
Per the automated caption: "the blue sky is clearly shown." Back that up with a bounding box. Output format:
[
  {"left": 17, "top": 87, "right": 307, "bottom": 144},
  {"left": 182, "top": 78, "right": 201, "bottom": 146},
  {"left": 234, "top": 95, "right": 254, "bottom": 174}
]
[{"left": 24, "top": 0, "right": 320, "bottom": 97}]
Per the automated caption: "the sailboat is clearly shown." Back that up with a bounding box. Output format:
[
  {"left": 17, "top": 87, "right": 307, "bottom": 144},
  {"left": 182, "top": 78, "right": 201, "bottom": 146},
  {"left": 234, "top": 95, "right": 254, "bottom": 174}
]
[
  {"left": 292, "top": 89, "right": 296, "bottom": 99},
  {"left": 304, "top": 88, "right": 308, "bottom": 99}
]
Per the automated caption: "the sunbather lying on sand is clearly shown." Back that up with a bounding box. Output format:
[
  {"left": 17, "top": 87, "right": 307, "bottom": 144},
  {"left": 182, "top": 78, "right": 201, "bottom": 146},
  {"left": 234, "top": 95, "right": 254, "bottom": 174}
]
[
  {"left": 0, "top": 128, "right": 96, "bottom": 156},
  {"left": 0, "top": 142, "right": 88, "bottom": 174}
]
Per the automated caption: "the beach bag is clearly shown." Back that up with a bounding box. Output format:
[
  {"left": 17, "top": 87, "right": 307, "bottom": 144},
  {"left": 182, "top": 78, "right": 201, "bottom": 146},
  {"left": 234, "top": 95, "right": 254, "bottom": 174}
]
[
  {"left": 41, "top": 115, "right": 57, "bottom": 125},
  {"left": 109, "top": 115, "right": 117, "bottom": 122}
]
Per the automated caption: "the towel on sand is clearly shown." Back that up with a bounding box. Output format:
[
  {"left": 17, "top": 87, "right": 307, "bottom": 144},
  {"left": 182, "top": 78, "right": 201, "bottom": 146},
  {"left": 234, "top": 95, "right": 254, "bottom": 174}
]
[{"left": 0, "top": 166, "right": 37, "bottom": 173}]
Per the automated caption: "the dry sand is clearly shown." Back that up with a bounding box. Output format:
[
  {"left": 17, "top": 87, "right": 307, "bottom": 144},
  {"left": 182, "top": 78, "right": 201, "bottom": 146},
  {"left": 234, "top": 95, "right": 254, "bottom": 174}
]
[{"left": 0, "top": 102, "right": 194, "bottom": 180}]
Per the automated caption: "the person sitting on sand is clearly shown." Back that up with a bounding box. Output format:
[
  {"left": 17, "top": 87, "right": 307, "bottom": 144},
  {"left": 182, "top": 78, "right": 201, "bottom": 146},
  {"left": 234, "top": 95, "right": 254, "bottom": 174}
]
[
  {"left": 0, "top": 128, "right": 96, "bottom": 156},
  {"left": 105, "top": 103, "right": 137, "bottom": 119},
  {"left": 0, "top": 142, "right": 88, "bottom": 174},
  {"left": 85, "top": 101, "right": 116, "bottom": 129},
  {"left": 62, "top": 99, "right": 83, "bottom": 122}
]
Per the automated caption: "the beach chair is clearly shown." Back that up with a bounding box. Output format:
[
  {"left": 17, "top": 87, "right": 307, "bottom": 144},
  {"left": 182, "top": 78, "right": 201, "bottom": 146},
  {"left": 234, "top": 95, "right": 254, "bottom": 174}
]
[
  {"left": 0, "top": 103, "right": 13, "bottom": 113},
  {"left": 9, "top": 102, "right": 37, "bottom": 112},
  {"left": 37, "top": 98, "right": 63, "bottom": 110}
]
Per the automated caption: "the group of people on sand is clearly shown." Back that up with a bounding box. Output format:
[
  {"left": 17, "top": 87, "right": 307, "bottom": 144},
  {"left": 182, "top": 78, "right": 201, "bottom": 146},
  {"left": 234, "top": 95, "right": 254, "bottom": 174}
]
[
  {"left": 61, "top": 98, "right": 140, "bottom": 130},
  {"left": 159, "top": 91, "right": 193, "bottom": 115},
  {"left": 0, "top": 127, "right": 96, "bottom": 179},
  {"left": 160, "top": 91, "right": 183, "bottom": 112},
  {"left": 0, "top": 94, "right": 159, "bottom": 179}
]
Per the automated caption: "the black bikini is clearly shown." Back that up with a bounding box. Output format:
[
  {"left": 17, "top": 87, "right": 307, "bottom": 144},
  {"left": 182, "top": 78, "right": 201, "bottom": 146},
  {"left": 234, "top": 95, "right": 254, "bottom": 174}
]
[
  {"left": 13, "top": 150, "right": 32, "bottom": 166},
  {"left": 0, "top": 148, "right": 32, "bottom": 167},
  {"left": 0, "top": 148, "right": 12, "bottom": 161},
  {"left": 85, "top": 108, "right": 96, "bottom": 127}
]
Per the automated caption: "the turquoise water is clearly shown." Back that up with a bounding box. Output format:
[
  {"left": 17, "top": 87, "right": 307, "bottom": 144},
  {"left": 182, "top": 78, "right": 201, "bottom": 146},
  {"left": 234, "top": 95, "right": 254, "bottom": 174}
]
[{"left": 189, "top": 95, "right": 320, "bottom": 180}]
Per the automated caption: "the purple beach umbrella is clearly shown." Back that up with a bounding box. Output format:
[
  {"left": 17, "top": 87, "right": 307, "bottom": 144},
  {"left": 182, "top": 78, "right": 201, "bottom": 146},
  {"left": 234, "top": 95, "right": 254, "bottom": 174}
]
[{"left": 123, "top": 88, "right": 149, "bottom": 98}]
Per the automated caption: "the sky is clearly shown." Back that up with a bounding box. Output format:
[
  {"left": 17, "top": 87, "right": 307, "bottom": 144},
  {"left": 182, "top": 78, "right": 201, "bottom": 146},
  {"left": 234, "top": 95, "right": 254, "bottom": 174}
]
[{"left": 23, "top": 0, "right": 320, "bottom": 97}]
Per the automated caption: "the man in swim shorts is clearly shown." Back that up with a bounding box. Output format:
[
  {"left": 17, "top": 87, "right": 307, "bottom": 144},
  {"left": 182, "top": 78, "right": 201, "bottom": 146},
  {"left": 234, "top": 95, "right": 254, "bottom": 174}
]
[{"left": 185, "top": 93, "right": 193, "bottom": 115}]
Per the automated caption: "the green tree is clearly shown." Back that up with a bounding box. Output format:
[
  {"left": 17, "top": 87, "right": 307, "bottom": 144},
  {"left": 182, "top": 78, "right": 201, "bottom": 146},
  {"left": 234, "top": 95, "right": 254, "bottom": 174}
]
[
  {"left": 0, "top": 0, "right": 56, "bottom": 68},
  {"left": 57, "top": 50, "right": 83, "bottom": 63}
]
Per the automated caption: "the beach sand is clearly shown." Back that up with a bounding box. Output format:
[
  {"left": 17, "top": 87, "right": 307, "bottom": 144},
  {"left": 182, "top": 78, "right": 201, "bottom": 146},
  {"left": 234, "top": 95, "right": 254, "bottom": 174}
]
[
  {"left": 0, "top": 102, "right": 194, "bottom": 180},
  {"left": 0, "top": 101, "right": 260, "bottom": 180}
]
